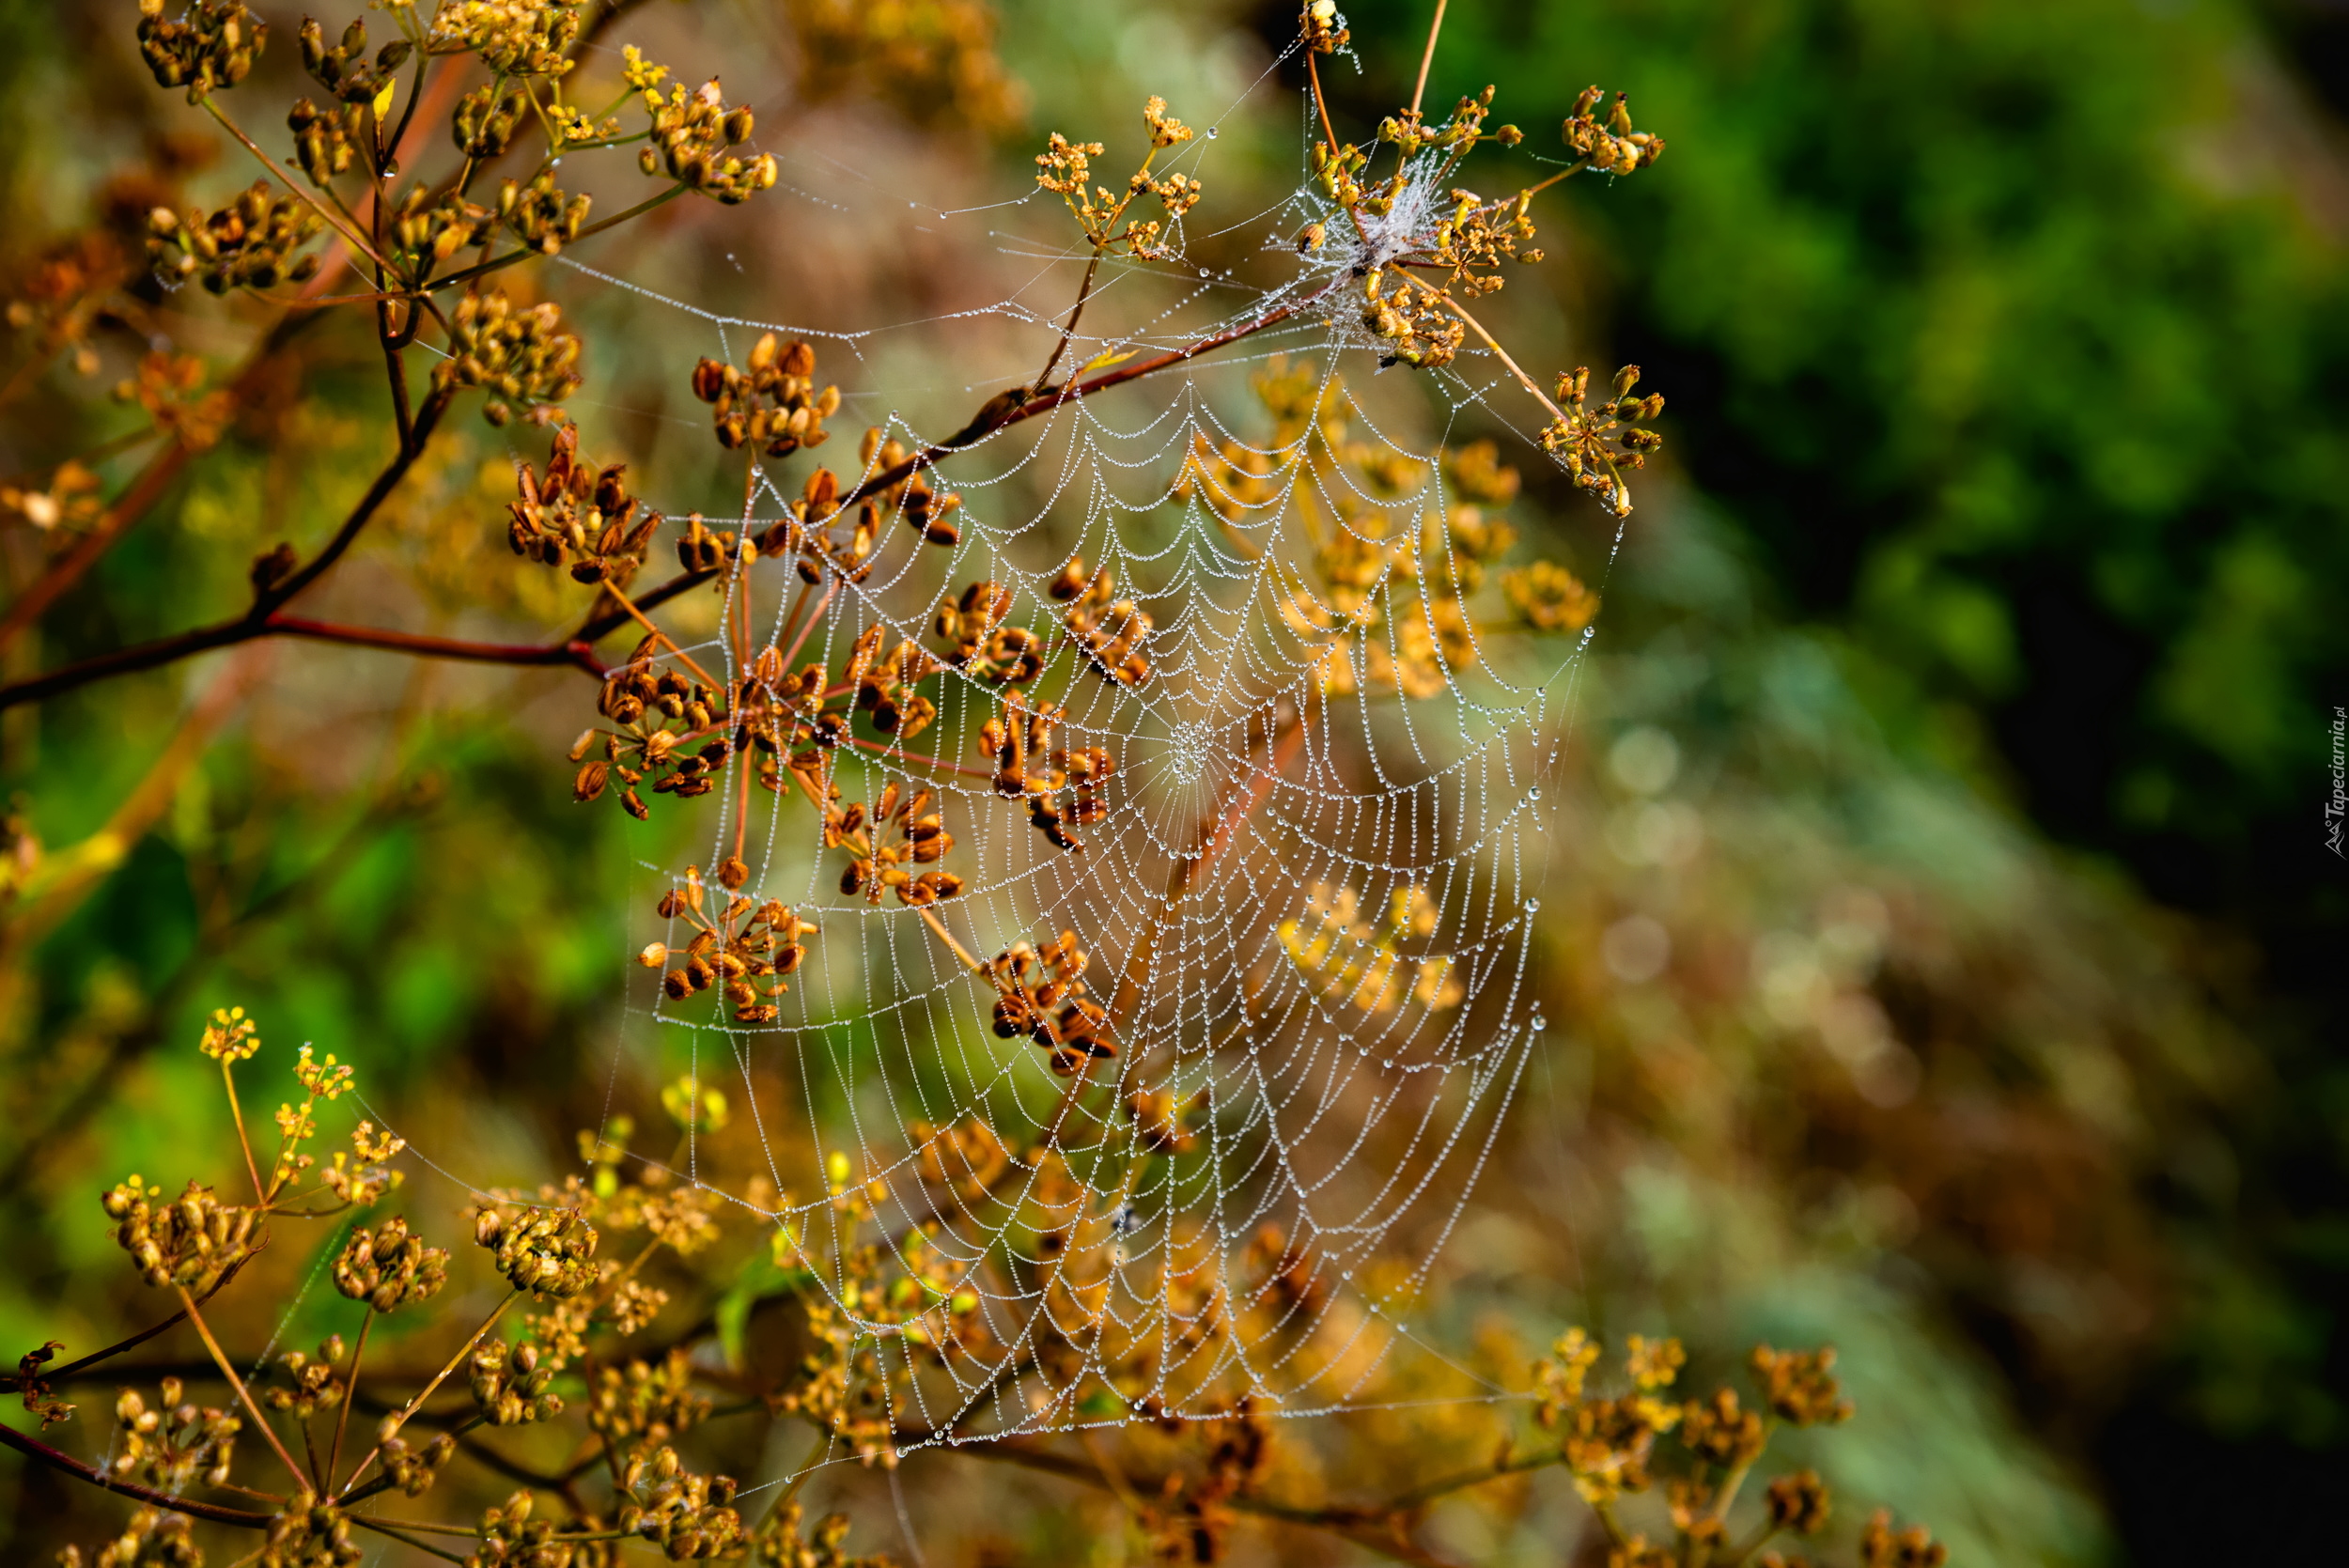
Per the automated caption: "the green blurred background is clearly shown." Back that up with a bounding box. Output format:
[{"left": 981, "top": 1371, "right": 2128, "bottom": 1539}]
[{"left": 0, "top": 0, "right": 2343, "bottom": 1561}]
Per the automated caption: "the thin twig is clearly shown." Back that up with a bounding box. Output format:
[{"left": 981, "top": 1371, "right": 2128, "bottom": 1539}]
[
  {"left": 1409, "top": 0, "right": 1450, "bottom": 119},
  {"left": 199, "top": 98, "right": 389, "bottom": 270},
  {"left": 177, "top": 1284, "right": 308, "bottom": 1489},
  {"left": 339, "top": 1290, "right": 520, "bottom": 1498},
  {"left": 219, "top": 1059, "right": 267, "bottom": 1205},
  {"left": 325, "top": 1307, "right": 372, "bottom": 1490},
  {"left": 349, "top": 1515, "right": 470, "bottom": 1563}
]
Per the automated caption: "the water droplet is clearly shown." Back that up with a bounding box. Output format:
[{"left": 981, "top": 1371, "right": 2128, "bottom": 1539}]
[
  {"left": 1528, "top": 784, "right": 1543, "bottom": 800},
  {"left": 1381, "top": 1059, "right": 1392, "bottom": 1069},
  {"left": 1341, "top": 1269, "right": 1352, "bottom": 1281},
  {"left": 1531, "top": 1016, "right": 1548, "bottom": 1032},
  {"left": 1206, "top": 127, "right": 1220, "bottom": 139},
  {"left": 1524, "top": 897, "right": 1541, "bottom": 913}
]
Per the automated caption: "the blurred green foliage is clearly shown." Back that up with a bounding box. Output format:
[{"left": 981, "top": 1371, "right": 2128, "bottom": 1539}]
[{"left": 1335, "top": 0, "right": 2348, "bottom": 880}]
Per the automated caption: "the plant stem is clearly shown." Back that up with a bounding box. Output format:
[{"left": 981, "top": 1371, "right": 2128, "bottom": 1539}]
[
  {"left": 177, "top": 1285, "right": 309, "bottom": 1489},
  {"left": 220, "top": 1058, "right": 268, "bottom": 1205},
  {"left": 1034, "top": 249, "right": 1105, "bottom": 395},
  {"left": 1409, "top": 0, "right": 1449, "bottom": 119},
  {"left": 325, "top": 1307, "right": 372, "bottom": 1489},
  {"left": 348, "top": 1515, "right": 469, "bottom": 1563},
  {"left": 424, "top": 184, "right": 690, "bottom": 293},
  {"left": 339, "top": 1289, "right": 520, "bottom": 1497},
  {"left": 199, "top": 98, "right": 388, "bottom": 270}
]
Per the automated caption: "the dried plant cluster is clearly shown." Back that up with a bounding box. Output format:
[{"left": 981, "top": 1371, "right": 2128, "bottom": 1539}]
[
  {"left": 0, "top": 2, "right": 1950, "bottom": 1565},
  {"left": 8, "top": 1008, "right": 1945, "bottom": 1568}
]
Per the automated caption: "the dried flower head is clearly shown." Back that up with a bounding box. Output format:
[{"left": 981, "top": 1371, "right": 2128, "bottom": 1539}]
[
  {"left": 1539, "top": 365, "right": 1665, "bottom": 517},
  {"left": 102, "top": 1177, "right": 260, "bottom": 1294},
  {"left": 333, "top": 1216, "right": 449, "bottom": 1312},
  {"left": 475, "top": 1203, "right": 600, "bottom": 1297},
  {"left": 424, "top": 0, "right": 583, "bottom": 77},
  {"left": 134, "top": 0, "right": 266, "bottom": 102},
  {"left": 1750, "top": 1344, "right": 1856, "bottom": 1426},
  {"left": 148, "top": 181, "right": 322, "bottom": 294},
  {"left": 691, "top": 333, "right": 840, "bottom": 456},
  {"left": 297, "top": 16, "right": 411, "bottom": 105},
  {"left": 643, "top": 79, "right": 779, "bottom": 203},
  {"left": 471, "top": 1339, "right": 563, "bottom": 1426},
  {"left": 431, "top": 288, "right": 583, "bottom": 426}
]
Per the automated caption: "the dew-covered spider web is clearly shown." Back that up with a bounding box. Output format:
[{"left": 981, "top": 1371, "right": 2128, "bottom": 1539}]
[{"left": 418, "top": 34, "right": 1615, "bottom": 1467}]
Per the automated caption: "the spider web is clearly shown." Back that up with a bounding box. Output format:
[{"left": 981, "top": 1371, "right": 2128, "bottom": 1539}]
[{"left": 428, "top": 38, "right": 1601, "bottom": 1467}]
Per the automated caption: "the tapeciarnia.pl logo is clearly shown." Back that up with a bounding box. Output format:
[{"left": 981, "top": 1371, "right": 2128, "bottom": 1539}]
[{"left": 2328, "top": 706, "right": 2345, "bottom": 858}]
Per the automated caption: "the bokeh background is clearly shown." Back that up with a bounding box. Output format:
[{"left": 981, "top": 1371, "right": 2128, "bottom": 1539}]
[{"left": 0, "top": 0, "right": 2343, "bottom": 1562}]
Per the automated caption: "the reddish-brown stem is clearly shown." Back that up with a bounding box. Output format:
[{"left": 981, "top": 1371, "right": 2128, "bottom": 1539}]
[
  {"left": 840, "top": 734, "right": 994, "bottom": 781},
  {"left": 567, "top": 277, "right": 1338, "bottom": 653},
  {"left": 775, "top": 579, "right": 835, "bottom": 671},
  {"left": 265, "top": 613, "right": 607, "bottom": 675},
  {"left": 340, "top": 1289, "right": 518, "bottom": 1498},
  {"left": 0, "top": 279, "right": 1333, "bottom": 715},
  {"left": 1034, "top": 249, "right": 1105, "bottom": 395},
  {"left": 0, "top": 1421, "right": 274, "bottom": 1529},
  {"left": 0, "top": 393, "right": 458, "bottom": 711}
]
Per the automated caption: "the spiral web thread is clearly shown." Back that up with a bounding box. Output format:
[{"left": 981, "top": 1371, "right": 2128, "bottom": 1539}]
[{"left": 445, "top": 45, "right": 1596, "bottom": 1469}]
